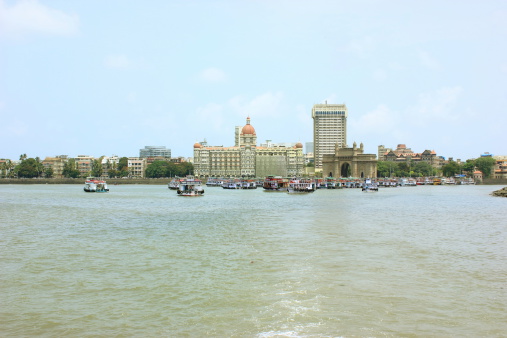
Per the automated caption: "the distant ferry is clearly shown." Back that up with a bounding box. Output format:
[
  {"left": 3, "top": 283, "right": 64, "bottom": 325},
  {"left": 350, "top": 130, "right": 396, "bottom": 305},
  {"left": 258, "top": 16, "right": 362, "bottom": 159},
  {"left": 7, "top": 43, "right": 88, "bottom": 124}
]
[
  {"left": 262, "top": 176, "right": 289, "bottom": 191},
  {"left": 177, "top": 176, "right": 204, "bottom": 196},
  {"left": 84, "top": 177, "right": 109, "bottom": 192},
  {"left": 287, "top": 179, "right": 316, "bottom": 194}
]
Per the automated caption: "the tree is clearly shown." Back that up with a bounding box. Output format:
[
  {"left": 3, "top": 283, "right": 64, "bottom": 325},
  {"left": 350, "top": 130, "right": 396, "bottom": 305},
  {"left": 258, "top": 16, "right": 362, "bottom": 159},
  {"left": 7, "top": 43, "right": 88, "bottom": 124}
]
[
  {"left": 413, "top": 162, "right": 434, "bottom": 177},
  {"left": 45, "top": 167, "right": 54, "bottom": 178},
  {"left": 15, "top": 158, "right": 40, "bottom": 178},
  {"left": 118, "top": 157, "right": 129, "bottom": 177},
  {"left": 475, "top": 157, "right": 496, "bottom": 178},
  {"left": 377, "top": 161, "right": 397, "bottom": 177},
  {"left": 62, "top": 159, "right": 80, "bottom": 178},
  {"left": 461, "top": 160, "right": 475, "bottom": 175},
  {"left": 145, "top": 160, "right": 170, "bottom": 178},
  {"left": 441, "top": 160, "right": 461, "bottom": 177},
  {"left": 91, "top": 158, "right": 103, "bottom": 177}
]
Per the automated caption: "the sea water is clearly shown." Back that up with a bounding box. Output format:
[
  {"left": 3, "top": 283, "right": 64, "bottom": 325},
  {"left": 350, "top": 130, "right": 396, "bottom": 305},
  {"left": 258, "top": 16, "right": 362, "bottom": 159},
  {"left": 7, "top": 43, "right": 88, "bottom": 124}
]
[{"left": 0, "top": 184, "right": 506, "bottom": 337}]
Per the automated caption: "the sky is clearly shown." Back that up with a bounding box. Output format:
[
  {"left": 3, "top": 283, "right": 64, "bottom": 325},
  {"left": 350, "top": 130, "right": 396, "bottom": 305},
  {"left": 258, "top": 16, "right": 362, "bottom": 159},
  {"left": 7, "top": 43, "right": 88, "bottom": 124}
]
[{"left": 1, "top": 0, "right": 506, "bottom": 161}]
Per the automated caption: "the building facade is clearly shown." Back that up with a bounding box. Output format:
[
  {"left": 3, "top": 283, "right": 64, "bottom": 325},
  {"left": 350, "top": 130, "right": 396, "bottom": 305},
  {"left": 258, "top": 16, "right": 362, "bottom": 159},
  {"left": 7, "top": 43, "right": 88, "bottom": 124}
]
[
  {"left": 139, "top": 146, "right": 171, "bottom": 158},
  {"left": 193, "top": 117, "right": 304, "bottom": 178},
  {"left": 378, "top": 144, "right": 445, "bottom": 168},
  {"left": 322, "top": 142, "right": 377, "bottom": 178},
  {"left": 312, "top": 103, "right": 348, "bottom": 170}
]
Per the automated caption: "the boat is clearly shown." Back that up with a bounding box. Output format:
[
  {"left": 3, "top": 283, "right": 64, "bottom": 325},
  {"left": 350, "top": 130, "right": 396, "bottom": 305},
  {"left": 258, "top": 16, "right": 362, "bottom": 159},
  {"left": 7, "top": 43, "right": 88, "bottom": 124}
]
[
  {"left": 177, "top": 176, "right": 204, "bottom": 196},
  {"left": 222, "top": 179, "right": 241, "bottom": 189},
  {"left": 206, "top": 177, "right": 224, "bottom": 187},
  {"left": 324, "top": 177, "right": 338, "bottom": 189},
  {"left": 287, "top": 179, "right": 316, "bottom": 193},
  {"left": 84, "top": 177, "right": 109, "bottom": 192},
  {"left": 240, "top": 179, "right": 257, "bottom": 189},
  {"left": 361, "top": 178, "right": 378, "bottom": 192},
  {"left": 262, "top": 176, "right": 289, "bottom": 191},
  {"left": 168, "top": 177, "right": 182, "bottom": 190}
]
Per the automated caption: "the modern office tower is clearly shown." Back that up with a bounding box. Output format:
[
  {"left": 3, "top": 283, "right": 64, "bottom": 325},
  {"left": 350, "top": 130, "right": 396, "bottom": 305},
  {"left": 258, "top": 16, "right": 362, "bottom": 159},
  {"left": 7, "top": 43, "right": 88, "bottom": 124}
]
[
  {"left": 139, "top": 146, "right": 171, "bottom": 158},
  {"left": 312, "top": 103, "right": 348, "bottom": 170}
]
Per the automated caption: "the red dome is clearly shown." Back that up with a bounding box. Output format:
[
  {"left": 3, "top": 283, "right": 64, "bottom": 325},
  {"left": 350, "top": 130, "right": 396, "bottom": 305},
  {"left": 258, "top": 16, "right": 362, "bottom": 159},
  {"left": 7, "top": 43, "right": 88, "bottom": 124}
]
[
  {"left": 295, "top": 142, "right": 303, "bottom": 149},
  {"left": 194, "top": 143, "right": 202, "bottom": 148},
  {"left": 241, "top": 116, "right": 256, "bottom": 135}
]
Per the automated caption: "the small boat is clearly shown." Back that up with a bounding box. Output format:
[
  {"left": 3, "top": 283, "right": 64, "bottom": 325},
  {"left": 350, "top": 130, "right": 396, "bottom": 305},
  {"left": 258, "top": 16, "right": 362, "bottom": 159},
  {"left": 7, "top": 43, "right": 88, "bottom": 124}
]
[
  {"left": 362, "top": 178, "right": 378, "bottom": 192},
  {"left": 84, "top": 177, "right": 109, "bottom": 192},
  {"left": 168, "top": 177, "right": 182, "bottom": 190},
  {"left": 262, "top": 176, "right": 289, "bottom": 191},
  {"left": 222, "top": 179, "right": 241, "bottom": 189},
  {"left": 240, "top": 179, "right": 257, "bottom": 189},
  {"left": 287, "top": 179, "right": 316, "bottom": 194},
  {"left": 177, "top": 176, "right": 204, "bottom": 196}
]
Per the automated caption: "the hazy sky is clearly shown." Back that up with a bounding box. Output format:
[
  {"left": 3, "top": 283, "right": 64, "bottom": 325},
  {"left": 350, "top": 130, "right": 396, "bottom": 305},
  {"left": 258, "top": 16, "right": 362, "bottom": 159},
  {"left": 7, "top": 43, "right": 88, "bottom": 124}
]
[{"left": 1, "top": 0, "right": 506, "bottom": 161}]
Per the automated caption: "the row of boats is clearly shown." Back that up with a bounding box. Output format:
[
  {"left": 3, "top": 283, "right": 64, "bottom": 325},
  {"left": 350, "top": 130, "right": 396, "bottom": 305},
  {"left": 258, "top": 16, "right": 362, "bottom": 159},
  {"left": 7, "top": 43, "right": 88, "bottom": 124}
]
[{"left": 84, "top": 175, "right": 476, "bottom": 196}]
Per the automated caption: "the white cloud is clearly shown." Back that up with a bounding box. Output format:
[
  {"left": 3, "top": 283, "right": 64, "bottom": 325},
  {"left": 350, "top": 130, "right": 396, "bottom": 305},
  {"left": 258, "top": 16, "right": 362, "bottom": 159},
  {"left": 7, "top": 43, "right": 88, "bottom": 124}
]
[
  {"left": 199, "top": 67, "right": 227, "bottom": 83},
  {"left": 344, "top": 36, "right": 376, "bottom": 58},
  {"left": 409, "top": 86, "right": 462, "bottom": 125},
  {"left": 0, "top": 0, "right": 79, "bottom": 39},
  {"left": 418, "top": 50, "right": 440, "bottom": 70},
  {"left": 227, "top": 91, "right": 285, "bottom": 118},
  {"left": 104, "top": 54, "right": 131, "bottom": 69},
  {"left": 373, "top": 69, "right": 387, "bottom": 82}
]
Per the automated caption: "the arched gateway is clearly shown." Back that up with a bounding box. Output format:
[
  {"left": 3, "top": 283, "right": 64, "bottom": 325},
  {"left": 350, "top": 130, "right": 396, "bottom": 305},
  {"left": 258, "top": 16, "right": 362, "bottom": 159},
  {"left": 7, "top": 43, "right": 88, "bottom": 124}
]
[{"left": 322, "top": 142, "right": 377, "bottom": 178}]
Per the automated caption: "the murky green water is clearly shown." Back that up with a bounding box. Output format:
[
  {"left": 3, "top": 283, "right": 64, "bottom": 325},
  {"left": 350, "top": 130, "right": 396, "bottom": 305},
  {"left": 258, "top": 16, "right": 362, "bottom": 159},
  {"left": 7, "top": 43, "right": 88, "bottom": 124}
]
[{"left": 1, "top": 184, "right": 505, "bottom": 337}]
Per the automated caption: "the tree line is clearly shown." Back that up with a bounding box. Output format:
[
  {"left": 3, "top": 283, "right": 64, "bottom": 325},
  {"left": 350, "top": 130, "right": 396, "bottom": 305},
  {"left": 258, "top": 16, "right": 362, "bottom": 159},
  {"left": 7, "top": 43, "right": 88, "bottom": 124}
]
[
  {"left": 376, "top": 157, "right": 497, "bottom": 178},
  {"left": 1, "top": 155, "right": 194, "bottom": 179}
]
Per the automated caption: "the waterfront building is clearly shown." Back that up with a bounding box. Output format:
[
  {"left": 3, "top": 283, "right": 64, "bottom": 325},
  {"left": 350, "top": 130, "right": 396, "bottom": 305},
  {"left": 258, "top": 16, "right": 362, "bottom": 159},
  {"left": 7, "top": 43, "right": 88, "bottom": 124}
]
[
  {"left": 493, "top": 155, "right": 507, "bottom": 179},
  {"left": 128, "top": 157, "right": 146, "bottom": 178},
  {"left": 75, "top": 155, "right": 94, "bottom": 177},
  {"left": 42, "top": 155, "right": 68, "bottom": 178},
  {"left": 139, "top": 146, "right": 171, "bottom": 158},
  {"left": 312, "top": 103, "right": 348, "bottom": 170},
  {"left": 378, "top": 144, "right": 445, "bottom": 168},
  {"left": 193, "top": 117, "right": 304, "bottom": 178},
  {"left": 322, "top": 142, "right": 377, "bottom": 178}
]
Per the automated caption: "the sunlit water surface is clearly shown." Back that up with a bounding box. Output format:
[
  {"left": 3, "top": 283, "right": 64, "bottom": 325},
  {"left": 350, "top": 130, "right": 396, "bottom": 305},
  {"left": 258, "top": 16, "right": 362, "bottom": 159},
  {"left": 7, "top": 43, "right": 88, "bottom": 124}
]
[{"left": 1, "top": 184, "right": 506, "bottom": 337}]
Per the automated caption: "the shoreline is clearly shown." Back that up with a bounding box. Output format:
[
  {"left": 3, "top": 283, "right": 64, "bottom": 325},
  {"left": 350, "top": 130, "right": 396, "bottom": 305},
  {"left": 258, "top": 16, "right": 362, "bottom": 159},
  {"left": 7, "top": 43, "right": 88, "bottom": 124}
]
[{"left": 1, "top": 178, "right": 507, "bottom": 185}]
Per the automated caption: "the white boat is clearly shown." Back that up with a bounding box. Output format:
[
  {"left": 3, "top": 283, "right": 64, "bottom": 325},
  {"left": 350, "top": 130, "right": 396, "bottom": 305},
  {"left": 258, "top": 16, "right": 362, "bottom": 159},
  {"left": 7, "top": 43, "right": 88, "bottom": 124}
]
[
  {"left": 177, "top": 176, "right": 204, "bottom": 196},
  {"left": 362, "top": 178, "right": 378, "bottom": 192},
  {"left": 168, "top": 177, "right": 181, "bottom": 190},
  {"left": 222, "top": 179, "right": 241, "bottom": 189},
  {"left": 287, "top": 179, "right": 316, "bottom": 194},
  {"left": 84, "top": 177, "right": 109, "bottom": 192},
  {"left": 240, "top": 179, "right": 257, "bottom": 189}
]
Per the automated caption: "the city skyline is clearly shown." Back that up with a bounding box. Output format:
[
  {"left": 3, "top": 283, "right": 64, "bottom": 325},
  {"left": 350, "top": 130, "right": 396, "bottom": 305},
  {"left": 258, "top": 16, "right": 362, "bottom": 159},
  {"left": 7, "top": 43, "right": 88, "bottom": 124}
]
[{"left": 1, "top": 1, "right": 506, "bottom": 161}]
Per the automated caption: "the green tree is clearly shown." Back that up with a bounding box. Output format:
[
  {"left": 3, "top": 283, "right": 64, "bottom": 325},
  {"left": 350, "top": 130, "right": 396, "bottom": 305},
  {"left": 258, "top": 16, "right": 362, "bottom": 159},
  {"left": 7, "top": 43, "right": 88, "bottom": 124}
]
[
  {"left": 91, "top": 158, "right": 103, "bottom": 177},
  {"left": 45, "top": 167, "right": 54, "bottom": 178},
  {"left": 15, "top": 158, "right": 40, "bottom": 178},
  {"left": 145, "top": 160, "right": 170, "bottom": 178},
  {"left": 377, "top": 161, "right": 397, "bottom": 177},
  {"left": 413, "top": 162, "right": 434, "bottom": 177},
  {"left": 118, "top": 157, "right": 129, "bottom": 177},
  {"left": 441, "top": 160, "right": 461, "bottom": 177},
  {"left": 461, "top": 160, "right": 475, "bottom": 175},
  {"left": 475, "top": 157, "right": 496, "bottom": 178},
  {"left": 62, "top": 159, "right": 80, "bottom": 178}
]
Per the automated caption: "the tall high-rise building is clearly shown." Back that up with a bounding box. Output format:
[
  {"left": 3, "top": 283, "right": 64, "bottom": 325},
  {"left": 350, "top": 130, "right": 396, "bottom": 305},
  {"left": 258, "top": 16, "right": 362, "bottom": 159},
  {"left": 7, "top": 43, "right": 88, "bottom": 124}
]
[{"left": 312, "top": 103, "right": 348, "bottom": 170}]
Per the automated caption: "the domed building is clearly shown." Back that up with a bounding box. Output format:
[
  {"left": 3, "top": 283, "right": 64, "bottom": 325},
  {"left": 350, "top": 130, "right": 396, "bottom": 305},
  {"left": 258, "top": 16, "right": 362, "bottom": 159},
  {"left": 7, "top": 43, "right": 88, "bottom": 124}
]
[{"left": 193, "top": 117, "right": 304, "bottom": 178}]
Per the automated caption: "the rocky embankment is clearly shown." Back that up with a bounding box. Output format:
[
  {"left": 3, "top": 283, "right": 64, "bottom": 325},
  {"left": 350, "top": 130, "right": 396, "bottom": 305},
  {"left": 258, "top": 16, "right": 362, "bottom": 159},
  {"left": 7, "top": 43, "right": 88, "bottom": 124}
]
[{"left": 491, "top": 187, "right": 507, "bottom": 197}]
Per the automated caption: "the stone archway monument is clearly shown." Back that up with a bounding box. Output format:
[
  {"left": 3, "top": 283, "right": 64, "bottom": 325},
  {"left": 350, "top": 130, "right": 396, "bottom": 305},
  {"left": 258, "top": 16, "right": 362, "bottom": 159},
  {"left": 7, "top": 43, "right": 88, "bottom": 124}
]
[{"left": 322, "top": 142, "right": 377, "bottom": 178}]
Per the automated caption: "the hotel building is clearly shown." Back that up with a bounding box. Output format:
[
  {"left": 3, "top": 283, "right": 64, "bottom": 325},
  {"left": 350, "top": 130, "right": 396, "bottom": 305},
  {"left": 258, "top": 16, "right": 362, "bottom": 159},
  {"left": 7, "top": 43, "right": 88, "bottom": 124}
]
[
  {"left": 193, "top": 117, "right": 304, "bottom": 178},
  {"left": 312, "top": 103, "right": 348, "bottom": 170}
]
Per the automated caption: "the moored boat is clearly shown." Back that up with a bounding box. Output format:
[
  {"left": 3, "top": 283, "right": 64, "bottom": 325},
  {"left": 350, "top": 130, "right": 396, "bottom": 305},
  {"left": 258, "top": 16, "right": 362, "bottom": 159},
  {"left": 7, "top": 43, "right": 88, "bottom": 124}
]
[
  {"left": 177, "top": 176, "right": 204, "bottom": 196},
  {"left": 84, "top": 177, "right": 109, "bottom": 192},
  {"left": 168, "top": 177, "right": 182, "bottom": 190},
  {"left": 241, "top": 179, "right": 257, "bottom": 189},
  {"left": 362, "top": 178, "right": 378, "bottom": 192},
  {"left": 287, "top": 179, "right": 316, "bottom": 193},
  {"left": 262, "top": 176, "right": 289, "bottom": 191}
]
